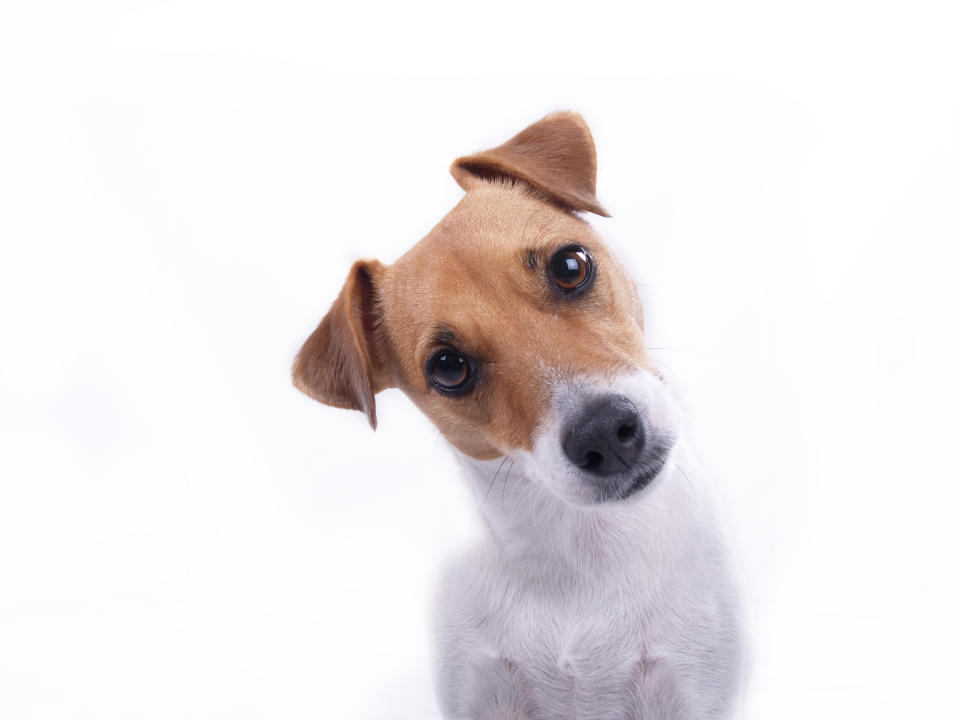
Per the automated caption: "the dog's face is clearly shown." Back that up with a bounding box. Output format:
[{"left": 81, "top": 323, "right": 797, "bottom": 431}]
[{"left": 294, "top": 112, "right": 680, "bottom": 506}]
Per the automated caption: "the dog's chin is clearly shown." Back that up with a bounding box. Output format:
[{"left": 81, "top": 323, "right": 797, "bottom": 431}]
[{"left": 540, "top": 451, "right": 672, "bottom": 509}]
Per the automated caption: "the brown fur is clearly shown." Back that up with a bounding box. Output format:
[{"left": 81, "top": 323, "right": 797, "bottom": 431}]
[{"left": 293, "top": 112, "right": 651, "bottom": 458}]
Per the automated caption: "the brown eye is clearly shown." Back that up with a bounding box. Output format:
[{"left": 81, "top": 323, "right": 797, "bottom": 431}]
[
  {"left": 549, "top": 246, "right": 594, "bottom": 293},
  {"left": 428, "top": 350, "right": 472, "bottom": 393}
]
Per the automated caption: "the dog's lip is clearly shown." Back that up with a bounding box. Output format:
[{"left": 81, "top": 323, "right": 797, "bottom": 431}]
[{"left": 618, "top": 453, "right": 669, "bottom": 499}]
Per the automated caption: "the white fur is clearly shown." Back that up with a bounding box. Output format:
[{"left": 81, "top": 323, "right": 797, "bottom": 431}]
[{"left": 432, "top": 370, "right": 743, "bottom": 719}]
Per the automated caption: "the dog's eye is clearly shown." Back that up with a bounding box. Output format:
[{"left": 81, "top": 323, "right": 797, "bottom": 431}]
[
  {"left": 549, "top": 246, "right": 594, "bottom": 293},
  {"left": 428, "top": 351, "right": 472, "bottom": 393}
]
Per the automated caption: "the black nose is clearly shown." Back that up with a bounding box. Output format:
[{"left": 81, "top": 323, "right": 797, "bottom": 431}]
[{"left": 561, "top": 395, "right": 644, "bottom": 476}]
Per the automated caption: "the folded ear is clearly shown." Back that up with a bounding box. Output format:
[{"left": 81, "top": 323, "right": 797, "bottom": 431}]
[
  {"left": 292, "top": 259, "right": 388, "bottom": 429},
  {"left": 450, "top": 110, "right": 609, "bottom": 217}
]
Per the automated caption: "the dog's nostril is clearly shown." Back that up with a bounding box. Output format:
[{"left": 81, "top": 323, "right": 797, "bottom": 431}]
[
  {"left": 583, "top": 451, "right": 605, "bottom": 471},
  {"left": 561, "top": 394, "right": 645, "bottom": 478},
  {"left": 616, "top": 422, "right": 637, "bottom": 444}
]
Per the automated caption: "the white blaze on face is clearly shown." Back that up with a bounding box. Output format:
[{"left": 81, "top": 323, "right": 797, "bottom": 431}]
[{"left": 520, "top": 369, "right": 683, "bottom": 507}]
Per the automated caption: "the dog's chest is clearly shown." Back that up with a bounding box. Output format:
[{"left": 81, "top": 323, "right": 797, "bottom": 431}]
[{"left": 488, "top": 574, "right": 664, "bottom": 716}]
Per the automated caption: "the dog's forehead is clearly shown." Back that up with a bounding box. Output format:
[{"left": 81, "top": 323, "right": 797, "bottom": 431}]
[{"left": 392, "top": 186, "right": 596, "bottom": 283}]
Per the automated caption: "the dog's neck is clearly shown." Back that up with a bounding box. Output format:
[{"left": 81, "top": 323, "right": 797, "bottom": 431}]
[{"left": 454, "top": 445, "right": 709, "bottom": 580}]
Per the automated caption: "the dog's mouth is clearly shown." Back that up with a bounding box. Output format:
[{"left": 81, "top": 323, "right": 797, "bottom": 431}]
[
  {"left": 621, "top": 454, "right": 668, "bottom": 498},
  {"left": 602, "top": 445, "right": 672, "bottom": 502}
]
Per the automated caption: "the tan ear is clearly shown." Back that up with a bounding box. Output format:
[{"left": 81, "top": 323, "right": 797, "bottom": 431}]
[
  {"left": 450, "top": 111, "right": 610, "bottom": 217},
  {"left": 292, "top": 259, "right": 388, "bottom": 429}
]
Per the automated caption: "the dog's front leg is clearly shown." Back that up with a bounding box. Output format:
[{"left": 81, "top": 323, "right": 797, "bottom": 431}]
[{"left": 437, "top": 652, "right": 530, "bottom": 720}]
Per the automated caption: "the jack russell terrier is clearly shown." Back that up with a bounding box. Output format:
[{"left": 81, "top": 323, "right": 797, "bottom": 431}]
[{"left": 292, "top": 112, "right": 743, "bottom": 719}]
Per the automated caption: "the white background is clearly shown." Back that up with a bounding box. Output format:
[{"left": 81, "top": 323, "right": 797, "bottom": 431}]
[{"left": 2, "top": 1, "right": 959, "bottom": 718}]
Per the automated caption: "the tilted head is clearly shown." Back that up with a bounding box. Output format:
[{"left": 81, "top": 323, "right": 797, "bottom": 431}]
[{"left": 293, "top": 112, "right": 680, "bottom": 506}]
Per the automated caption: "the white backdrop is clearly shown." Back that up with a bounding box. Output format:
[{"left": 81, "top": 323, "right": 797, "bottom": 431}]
[{"left": 2, "top": 2, "right": 959, "bottom": 718}]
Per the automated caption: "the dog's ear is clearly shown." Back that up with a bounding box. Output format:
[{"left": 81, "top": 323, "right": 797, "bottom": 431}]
[
  {"left": 292, "top": 259, "right": 388, "bottom": 429},
  {"left": 450, "top": 111, "right": 609, "bottom": 217}
]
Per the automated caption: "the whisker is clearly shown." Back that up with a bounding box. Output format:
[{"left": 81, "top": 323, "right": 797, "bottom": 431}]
[
  {"left": 675, "top": 463, "right": 696, "bottom": 493},
  {"left": 500, "top": 459, "right": 516, "bottom": 508},
  {"left": 481, "top": 456, "right": 509, "bottom": 508}
]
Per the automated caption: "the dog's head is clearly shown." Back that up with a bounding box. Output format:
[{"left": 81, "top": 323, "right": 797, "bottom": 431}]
[{"left": 293, "top": 112, "right": 680, "bottom": 506}]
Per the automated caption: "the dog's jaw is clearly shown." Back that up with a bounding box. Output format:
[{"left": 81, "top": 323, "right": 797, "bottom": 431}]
[{"left": 453, "top": 435, "right": 701, "bottom": 572}]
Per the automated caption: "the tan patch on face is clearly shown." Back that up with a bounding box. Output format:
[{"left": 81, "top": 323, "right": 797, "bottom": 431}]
[{"left": 374, "top": 185, "right": 652, "bottom": 460}]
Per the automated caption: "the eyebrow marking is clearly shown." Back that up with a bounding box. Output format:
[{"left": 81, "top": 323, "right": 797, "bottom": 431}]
[
  {"left": 429, "top": 325, "right": 461, "bottom": 349},
  {"left": 523, "top": 248, "right": 539, "bottom": 272},
  {"left": 426, "top": 325, "right": 489, "bottom": 368}
]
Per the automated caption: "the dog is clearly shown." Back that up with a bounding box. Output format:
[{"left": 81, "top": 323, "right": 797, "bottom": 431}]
[{"left": 292, "top": 112, "right": 743, "bottom": 719}]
